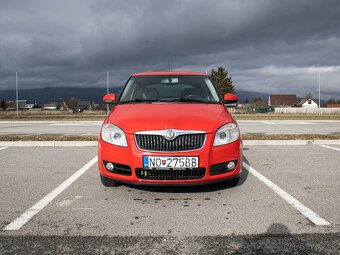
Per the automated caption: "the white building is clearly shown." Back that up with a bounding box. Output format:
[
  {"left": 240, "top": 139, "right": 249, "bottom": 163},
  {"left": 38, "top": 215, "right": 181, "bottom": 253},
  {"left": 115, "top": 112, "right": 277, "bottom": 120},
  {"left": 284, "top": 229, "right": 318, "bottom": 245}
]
[{"left": 298, "top": 98, "right": 318, "bottom": 108}]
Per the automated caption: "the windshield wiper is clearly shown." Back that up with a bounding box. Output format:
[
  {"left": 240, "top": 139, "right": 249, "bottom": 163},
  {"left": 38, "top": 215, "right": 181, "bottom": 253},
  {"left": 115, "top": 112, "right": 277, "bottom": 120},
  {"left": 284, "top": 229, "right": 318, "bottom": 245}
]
[
  {"left": 119, "top": 98, "right": 160, "bottom": 104},
  {"left": 160, "top": 97, "right": 209, "bottom": 103}
]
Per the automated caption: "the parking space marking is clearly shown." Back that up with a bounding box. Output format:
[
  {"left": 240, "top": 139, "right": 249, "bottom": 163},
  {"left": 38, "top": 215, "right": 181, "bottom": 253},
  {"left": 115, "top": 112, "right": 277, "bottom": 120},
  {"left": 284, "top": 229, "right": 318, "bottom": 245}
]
[
  {"left": 320, "top": 145, "right": 340, "bottom": 151},
  {"left": 243, "top": 162, "right": 330, "bottom": 226},
  {"left": 0, "top": 147, "right": 8, "bottom": 151},
  {"left": 3, "top": 156, "right": 98, "bottom": 231}
]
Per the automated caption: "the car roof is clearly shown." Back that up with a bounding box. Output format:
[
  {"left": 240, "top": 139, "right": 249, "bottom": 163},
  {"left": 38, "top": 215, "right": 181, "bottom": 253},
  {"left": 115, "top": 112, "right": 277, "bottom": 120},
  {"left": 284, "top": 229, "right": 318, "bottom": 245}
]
[{"left": 131, "top": 71, "right": 208, "bottom": 77}]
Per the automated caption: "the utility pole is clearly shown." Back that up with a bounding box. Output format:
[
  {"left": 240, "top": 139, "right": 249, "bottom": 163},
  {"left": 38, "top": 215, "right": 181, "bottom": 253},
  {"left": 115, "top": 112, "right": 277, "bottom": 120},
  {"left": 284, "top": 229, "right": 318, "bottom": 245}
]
[
  {"left": 16, "top": 72, "right": 18, "bottom": 117},
  {"left": 106, "top": 71, "right": 109, "bottom": 115},
  {"left": 318, "top": 70, "right": 321, "bottom": 116}
]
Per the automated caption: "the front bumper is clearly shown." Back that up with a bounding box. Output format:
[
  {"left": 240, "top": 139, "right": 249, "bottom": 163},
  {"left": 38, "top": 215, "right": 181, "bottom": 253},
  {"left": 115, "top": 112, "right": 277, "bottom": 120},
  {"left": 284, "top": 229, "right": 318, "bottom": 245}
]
[{"left": 98, "top": 133, "right": 242, "bottom": 185}]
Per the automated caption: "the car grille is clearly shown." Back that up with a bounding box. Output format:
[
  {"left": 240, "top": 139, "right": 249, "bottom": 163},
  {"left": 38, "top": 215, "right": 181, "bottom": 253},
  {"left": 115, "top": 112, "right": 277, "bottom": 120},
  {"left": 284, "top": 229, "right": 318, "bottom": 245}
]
[
  {"left": 136, "top": 168, "right": 206, "bottom": 180},
  {"left": 135, "top": 133, "right": 206, "bottom": 151}
]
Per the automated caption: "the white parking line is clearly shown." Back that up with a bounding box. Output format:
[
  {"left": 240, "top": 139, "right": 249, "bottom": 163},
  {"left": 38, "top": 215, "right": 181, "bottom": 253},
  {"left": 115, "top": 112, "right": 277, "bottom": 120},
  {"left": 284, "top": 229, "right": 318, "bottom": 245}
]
[
  {"left": 3, "top": 156, "right": 98, "bottom": 231},
  {"left": 0, "top": 147, "right": 8, "bottom": 151},
  {"left": 243, "top": 162, "right": 330, "bottom": 226},
  {"left": 320, "top": 144, "right": 340, "bottom": 151}
]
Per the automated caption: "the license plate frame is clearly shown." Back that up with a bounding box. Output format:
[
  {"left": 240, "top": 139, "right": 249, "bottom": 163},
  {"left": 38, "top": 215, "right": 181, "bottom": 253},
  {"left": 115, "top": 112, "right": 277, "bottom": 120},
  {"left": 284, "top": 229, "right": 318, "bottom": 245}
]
[{"left": 143, "top": 156, "right": 199, "bottom": 170}]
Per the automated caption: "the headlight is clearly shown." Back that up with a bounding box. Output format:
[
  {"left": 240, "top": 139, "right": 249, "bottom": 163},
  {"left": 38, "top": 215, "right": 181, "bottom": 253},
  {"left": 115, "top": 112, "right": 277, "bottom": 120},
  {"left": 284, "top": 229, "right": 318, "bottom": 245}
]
[
  {"left": 213, "top": 123, "right": 239, "bottom": 146},
  {"left": 101, "top": 123, "right": 128, "bottom": 147}
]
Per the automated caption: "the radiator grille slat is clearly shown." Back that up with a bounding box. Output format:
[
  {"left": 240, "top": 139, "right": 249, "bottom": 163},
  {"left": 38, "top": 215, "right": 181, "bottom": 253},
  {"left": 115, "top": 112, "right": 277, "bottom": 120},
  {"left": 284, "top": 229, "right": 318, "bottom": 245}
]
[
  {"left": 135, "top": 133, "right": 205, "bottom": 152},
  {"left": 136, "top": 168, "right": 206, "bottom": 180}
]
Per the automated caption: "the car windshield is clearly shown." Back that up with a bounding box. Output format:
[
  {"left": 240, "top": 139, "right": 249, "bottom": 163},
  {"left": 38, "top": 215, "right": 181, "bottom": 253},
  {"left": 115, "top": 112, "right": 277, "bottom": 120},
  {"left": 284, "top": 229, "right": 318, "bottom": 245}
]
[{"left": 119, "top": 76, "right": 221, "bottom": 104}]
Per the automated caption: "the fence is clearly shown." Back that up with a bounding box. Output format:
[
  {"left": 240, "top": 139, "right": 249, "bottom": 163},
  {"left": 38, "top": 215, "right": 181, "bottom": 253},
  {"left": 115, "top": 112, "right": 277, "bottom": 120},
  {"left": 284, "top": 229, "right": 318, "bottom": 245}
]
[{"left": 274, "top": 107, "right": 340, "bottom": 115}]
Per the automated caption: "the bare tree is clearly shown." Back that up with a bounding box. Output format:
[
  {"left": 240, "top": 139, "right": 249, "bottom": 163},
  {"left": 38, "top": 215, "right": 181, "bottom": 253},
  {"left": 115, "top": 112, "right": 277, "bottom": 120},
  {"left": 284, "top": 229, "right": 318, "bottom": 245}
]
[
  {"left": 0, "top": 99, "right": 6, "bottom": 110},
  {"left": 252, "top": 97, "right": 266, "bottom": 107},
  {"left": 65, "top": 97, "right": 79, "bottom": 110}
]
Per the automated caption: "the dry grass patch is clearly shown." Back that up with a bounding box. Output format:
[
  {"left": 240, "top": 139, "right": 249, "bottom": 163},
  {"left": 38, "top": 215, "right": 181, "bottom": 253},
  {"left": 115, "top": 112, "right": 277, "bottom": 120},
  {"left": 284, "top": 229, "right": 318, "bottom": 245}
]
[
  {"left": 1, "top": 134, "right": 339, "bottom": 141},
  {"left": 242, "top": 133, "right": 340, "bottom": 140},
  {"left": 234, "top": 114, "right": 340, "bottom": 120},
  {"left": 0, "top": 135, "right": 98, "bottom": 141}
]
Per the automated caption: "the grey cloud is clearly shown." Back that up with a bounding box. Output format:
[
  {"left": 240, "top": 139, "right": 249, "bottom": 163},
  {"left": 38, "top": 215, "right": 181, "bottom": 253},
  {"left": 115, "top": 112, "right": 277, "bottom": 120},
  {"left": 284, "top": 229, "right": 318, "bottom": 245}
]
[{"left": 0, "top": 0, "right": 340, "bottom": 98}]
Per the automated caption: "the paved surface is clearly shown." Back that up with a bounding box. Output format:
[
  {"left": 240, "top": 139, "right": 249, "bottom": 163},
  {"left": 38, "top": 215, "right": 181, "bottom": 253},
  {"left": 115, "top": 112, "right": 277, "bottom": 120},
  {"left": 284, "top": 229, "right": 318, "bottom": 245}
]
[
  {"left": 0, "top": 120, "right": 340, "bottom": 135},
  {"left": 239, "top": 120, "right": 340, "bottom": 134},
  {"left": 0, "top": 144, "right": 339, "bottom": 254}
]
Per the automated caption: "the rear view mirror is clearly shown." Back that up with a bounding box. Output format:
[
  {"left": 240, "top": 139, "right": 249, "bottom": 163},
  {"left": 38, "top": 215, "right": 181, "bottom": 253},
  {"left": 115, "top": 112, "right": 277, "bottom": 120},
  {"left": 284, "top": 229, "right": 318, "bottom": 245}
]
[
  {"left": 223, "top": 93, "right": 238, "bottom": 107},
  {"left": 103, "top": 93, "right": 116, "bottom": 104}
]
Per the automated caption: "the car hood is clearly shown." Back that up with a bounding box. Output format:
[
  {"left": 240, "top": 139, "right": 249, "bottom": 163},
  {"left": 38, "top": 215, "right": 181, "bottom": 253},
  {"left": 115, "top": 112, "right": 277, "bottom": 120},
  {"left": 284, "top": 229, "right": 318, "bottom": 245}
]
[{"left": 106, "top": 103, "right": 235, "bottom": 134}]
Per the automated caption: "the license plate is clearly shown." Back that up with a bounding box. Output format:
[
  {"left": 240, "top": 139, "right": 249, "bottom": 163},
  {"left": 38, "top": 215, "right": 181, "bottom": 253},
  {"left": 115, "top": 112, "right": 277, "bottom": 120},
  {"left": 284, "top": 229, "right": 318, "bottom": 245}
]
[{"left": 143, "top": 156, "right": 199, "bottom": 169}]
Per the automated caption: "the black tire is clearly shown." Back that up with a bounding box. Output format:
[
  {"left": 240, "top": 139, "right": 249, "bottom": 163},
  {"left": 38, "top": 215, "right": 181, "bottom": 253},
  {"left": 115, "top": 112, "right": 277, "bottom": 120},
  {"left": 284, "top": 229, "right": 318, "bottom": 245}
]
[
  {"left": 226, "top": 177, "right": 240, "bottom": 186},
  {"left": 100, "top": 175, "right": 118, "bottom": 187}
]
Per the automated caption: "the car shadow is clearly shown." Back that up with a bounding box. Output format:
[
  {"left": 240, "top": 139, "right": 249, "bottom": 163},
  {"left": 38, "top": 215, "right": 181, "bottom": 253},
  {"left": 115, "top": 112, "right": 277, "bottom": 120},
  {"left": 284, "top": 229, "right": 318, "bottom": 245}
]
[
  {"left": 227, "top": 223, "right": 319, "bottom": 254},
  {"left": 123, "top": 153, "right": 251, "bottom": 193}
]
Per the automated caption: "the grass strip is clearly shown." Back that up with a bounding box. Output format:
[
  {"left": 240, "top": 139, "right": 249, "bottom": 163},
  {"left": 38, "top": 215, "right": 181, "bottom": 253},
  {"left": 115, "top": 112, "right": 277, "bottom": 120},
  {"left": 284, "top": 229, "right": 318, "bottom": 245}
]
[
  {"left": 233, "top": 114, "right": 340, "bottom": 120},
  {"left": 1, "top": 114, "right": 340, "bottom": 121},
  {"left": 0, "top": 134, "right": 339, "bottom": 141},
  {"left": 242, "top": 133, "right": 340, "bottom": 140},
  {"left": 0, "top": 135, "right": 98, "bottom": 141}
]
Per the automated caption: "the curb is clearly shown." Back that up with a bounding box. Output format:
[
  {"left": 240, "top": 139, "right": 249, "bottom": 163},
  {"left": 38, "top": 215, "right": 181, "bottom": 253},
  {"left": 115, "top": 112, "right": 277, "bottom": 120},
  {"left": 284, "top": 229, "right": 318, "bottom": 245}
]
[
  {"left": 0, "top": 141, "right": 97, "bottom": 147},
  {"left": 243, "top": 139, "right": 340, "bottom": 146},
  {"left": 0, "top": 140, "right": 339, "bottom": 147}
]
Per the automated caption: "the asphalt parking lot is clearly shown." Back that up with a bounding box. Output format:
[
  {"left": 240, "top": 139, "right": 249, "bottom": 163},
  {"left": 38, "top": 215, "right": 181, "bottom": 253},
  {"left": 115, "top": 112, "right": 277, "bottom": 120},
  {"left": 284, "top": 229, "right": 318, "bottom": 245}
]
[{"left": 0, "top": 145, "right": 339, "bottom": 254}]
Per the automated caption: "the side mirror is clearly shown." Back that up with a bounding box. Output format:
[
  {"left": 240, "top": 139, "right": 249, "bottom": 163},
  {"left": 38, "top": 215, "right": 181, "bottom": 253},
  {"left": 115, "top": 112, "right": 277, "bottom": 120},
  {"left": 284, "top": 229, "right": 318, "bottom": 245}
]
[
  {"left": 223, "top": 93, "right": 238, "bottom": 107},
  {"left": 103, "top": 93, "right": 116, "bottom": 104}
]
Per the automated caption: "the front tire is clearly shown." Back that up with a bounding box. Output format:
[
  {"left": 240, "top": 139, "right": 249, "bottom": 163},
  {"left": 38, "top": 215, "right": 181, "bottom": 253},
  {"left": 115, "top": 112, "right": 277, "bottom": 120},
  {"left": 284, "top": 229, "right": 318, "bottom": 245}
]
[{"left": 100, "top": 175, "right": 118, "bottom": 187}]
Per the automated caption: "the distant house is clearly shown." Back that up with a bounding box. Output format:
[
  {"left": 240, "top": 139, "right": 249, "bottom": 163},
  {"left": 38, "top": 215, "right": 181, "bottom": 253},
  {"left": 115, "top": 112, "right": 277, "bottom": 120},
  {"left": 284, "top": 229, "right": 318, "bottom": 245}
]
[
  {"left": 268, "top": 95, "right": 298, "bottom": 107},
  {"left": 297, "top": 98, "right": 318, "bottom": 108},
  {"left": 23, "top": 104, "right": 35, "bottom": 110},
  {"left": 22, "top": 101, "right": 40, "bottom": 110},
  {"left": 327, "top": 104, "right": 340, "bottom": 108},
  {"left": 57, "top": 102, "right": 69, "bottom": 111},
  {"left": 5, "top": 100, "right": 27, "bottom": 110},
  {"left": 43, "top": 103, "right": 58, "bottom": 110}
]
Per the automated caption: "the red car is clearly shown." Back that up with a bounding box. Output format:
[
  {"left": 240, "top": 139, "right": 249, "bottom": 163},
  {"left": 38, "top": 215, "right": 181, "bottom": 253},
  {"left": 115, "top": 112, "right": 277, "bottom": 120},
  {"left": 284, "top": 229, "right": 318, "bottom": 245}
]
[{"left": 98, "top": 71, "right": 242, "bottom": 186}]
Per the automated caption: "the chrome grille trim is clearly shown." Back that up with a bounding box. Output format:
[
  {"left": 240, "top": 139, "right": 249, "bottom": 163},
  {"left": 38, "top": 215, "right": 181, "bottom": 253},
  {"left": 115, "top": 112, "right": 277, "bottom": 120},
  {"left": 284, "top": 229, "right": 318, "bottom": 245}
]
[
  {"left": 134, "top": 129, "right": 206, "bottom": 152},
  {"left": 135, "top": 129, "right": 205, "bottom": 137}
]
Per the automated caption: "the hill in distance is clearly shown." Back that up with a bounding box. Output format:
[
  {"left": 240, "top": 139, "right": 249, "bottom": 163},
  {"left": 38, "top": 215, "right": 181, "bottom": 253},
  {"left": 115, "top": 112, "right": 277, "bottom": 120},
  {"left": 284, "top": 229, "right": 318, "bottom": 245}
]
[
  {"left": 0, "top": 87, "right": 268, "bottom": 104},
  {"left": 235, "top": 90, "right": 269, "bottom": 103},
  {"left": 0, "top": 87, "right": 327, "bottom": 105},
  {"left": 0, "top": 87, "right": 123, "bottom": 104}
]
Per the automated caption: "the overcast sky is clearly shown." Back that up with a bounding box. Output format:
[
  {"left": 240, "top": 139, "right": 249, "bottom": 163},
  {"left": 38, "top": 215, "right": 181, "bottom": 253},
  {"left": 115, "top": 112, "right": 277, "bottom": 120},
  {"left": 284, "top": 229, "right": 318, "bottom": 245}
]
[{"left": 0, "top": 0, "right": 340, "bottom": 99}]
